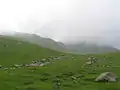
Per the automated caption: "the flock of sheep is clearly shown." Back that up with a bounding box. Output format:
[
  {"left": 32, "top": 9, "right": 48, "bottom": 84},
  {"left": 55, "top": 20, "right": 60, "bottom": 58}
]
[
  {"left": 0, "top": 54, "right": 118, "bottom": 88},
  {"left": 0, "top": 55, "right": 66, "bottom": 70},
  {"left": 85, "top": 56, "right": 118, "bottom": 82}
]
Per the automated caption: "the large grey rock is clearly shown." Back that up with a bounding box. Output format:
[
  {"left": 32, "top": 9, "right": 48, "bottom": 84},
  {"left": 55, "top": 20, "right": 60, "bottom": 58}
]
[{"left": 95, "top": 72, "right": 117, "bottom": 82}]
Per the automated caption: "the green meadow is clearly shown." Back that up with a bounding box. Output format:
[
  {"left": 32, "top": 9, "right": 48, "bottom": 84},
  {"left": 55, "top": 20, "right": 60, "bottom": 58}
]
[{"left": 0, "top": 36, "right": 120, "bottom": 90}]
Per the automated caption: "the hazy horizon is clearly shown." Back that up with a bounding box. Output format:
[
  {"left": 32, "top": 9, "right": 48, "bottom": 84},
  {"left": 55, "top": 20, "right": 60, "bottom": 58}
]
[{"left": 0, "top": 0, "right": 120, "bottom": 48}]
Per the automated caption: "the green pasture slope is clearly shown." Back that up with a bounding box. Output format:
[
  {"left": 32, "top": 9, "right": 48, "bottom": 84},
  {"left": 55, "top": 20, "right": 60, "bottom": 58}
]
[
  {"left": 0, "top": 36, "right": 60, "bottom": 65},
  {"left": 0, "top": 36, "right": 120, "bottom": 90}
]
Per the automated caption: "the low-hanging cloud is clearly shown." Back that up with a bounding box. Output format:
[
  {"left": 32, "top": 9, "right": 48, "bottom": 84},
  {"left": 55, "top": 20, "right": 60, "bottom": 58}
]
[{"left": 0, "top": 0, "right": 120, "bottom": 48}]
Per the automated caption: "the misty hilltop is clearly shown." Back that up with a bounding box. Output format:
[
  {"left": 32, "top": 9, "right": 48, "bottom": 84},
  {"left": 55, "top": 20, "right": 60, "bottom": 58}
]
[
  {"left": 3, "top": 32, "right": 119, "bottom": 54},
  {"left": 65, "top": 42, "right": 118, "bottom": 54},
  {"left": 0, "top": 0, "right": 120, "bottom": 49}
]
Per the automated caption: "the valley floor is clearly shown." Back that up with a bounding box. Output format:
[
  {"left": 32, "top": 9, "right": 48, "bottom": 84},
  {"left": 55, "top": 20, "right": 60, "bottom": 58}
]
[{"left": 0, "top": 53, "right": 120, "bottom": 90}]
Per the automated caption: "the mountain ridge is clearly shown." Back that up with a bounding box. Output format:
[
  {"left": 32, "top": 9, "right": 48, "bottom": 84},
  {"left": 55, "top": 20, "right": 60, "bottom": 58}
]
[{"left": 2, "top": 32, "right": 119, "bottom": 54}]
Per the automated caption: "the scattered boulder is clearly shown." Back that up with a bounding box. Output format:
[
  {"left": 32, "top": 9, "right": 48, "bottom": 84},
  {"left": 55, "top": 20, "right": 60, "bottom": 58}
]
[
  {"left": 86, "top": 61, "right": 92, "bottom": 65},
  {"left": 95, "top": 72, "right": 117, "bottom": 82}
]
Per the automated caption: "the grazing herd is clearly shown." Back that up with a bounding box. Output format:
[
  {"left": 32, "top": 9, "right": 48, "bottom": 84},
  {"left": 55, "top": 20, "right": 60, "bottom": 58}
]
[
  {"left": 0, "top": 54, "right": 118, "bottom": 89},
  {"left": 84, "top": 56, "right": 118, "bottom": 82},
  {"left": 0, "top": 55, "right": 67, "bottom": 70},
  {"left": 86, "top": 56, "right": 98, "bottom": 65}
]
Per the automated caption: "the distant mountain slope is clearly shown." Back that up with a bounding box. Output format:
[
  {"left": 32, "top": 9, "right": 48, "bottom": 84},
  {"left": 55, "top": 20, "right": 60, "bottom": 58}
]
[
  {"left": 66, "top": 42, "right": 119, "bottom": 54},
  {"left": 7, "top": 32, "right": 68, "bottom": 52},
  {"left": 3, "top": 32, "right": 119, "bottom": 54},
  {"left": 0, "top": 35, "right": 60, "bottom": 65}
]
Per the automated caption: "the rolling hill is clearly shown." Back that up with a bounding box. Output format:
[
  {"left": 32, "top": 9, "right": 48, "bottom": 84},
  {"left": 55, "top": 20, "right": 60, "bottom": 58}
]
[
  {"left": 5, "top": 32, "right": 119, "bottom": 54},
  {"left": 7, "top": 32, "right": 68, "bottom": 52},
  {"left": 0, "top": 36, "right": 120, "bottom": 90},
  {"left": 0, "top": 35, "right": 61, "bottom": 65}
]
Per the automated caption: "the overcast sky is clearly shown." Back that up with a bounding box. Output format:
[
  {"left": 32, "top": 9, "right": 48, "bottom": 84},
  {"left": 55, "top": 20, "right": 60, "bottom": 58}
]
[{"left": 0, "top": 0, "right": 120, "bottom": 48}]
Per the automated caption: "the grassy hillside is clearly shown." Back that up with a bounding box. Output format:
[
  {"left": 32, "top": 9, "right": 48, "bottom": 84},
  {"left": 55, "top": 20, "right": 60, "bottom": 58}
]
[
  {"left": 0, "top": 36, "right": 60, "bottom": 65},
  {"left": 9, "top": 32, "right": 68, "bottom": 52},
  {"left": 0, "top": 36, "right": 120, "bottom": 90},
  {"left": 5, "top": 32, "right": 118, "bottom": 54},
  {"left": 0, "top": 51, "right": 120, "bottom": 90}
]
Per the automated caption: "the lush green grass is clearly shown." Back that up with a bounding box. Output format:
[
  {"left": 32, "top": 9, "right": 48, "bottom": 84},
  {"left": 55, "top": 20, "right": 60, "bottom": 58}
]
[
  {"left": 0, "top": 36, "right": 120, "bottom": 90},
  {"left": 0, "top": 36, "right": 61, "bottom": 65}
]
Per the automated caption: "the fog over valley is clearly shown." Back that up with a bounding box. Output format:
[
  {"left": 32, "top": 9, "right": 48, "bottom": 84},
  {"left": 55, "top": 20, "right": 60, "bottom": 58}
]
[{"left": 0, "top": 0, "right": 120, "bottom": 49}]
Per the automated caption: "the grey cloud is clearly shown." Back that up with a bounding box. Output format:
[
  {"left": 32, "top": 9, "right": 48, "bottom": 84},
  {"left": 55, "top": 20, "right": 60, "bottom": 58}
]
[{"left": 0, "top": 0, "right": 120, "bottom": 48}]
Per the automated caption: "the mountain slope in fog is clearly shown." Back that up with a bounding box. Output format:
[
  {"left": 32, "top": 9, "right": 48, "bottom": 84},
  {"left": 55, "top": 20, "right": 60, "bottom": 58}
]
[
  {"left": 65, "top": 42, "right": 118, "bottom": 54},
  {"left": 9, "top": 32, "right": 68, "bottom": 52},
  {"left": 0, "top": 35, "right": 60, "bottom": 65},
  {"left": 4, "top": 32, "right": 119, "bottom": 54}
]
